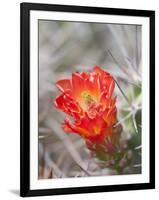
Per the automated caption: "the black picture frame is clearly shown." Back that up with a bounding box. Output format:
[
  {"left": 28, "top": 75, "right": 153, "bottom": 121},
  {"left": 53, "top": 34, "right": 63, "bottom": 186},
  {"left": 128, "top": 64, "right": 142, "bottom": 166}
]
[{"left": 20, "top": 2, "right": 155, "bottom": 197}]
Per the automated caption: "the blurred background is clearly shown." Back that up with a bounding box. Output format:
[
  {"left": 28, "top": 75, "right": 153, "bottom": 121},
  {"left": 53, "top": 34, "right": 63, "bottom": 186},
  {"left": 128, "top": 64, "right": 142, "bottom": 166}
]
[{"left": 38, "top": 20, "right": 142, "bottom": 179}]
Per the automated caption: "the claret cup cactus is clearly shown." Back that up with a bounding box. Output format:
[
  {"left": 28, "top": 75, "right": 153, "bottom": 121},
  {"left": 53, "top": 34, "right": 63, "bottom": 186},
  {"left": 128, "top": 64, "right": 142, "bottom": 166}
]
[{"left": 54, "top": 66, "right": 139, "bottom": 174}]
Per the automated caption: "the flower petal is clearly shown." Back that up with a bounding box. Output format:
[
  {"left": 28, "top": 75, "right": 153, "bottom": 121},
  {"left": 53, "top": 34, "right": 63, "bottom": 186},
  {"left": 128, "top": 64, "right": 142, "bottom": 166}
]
[
  {"left": 71, "top": 73, "right": 84, "bottom": 100},
  {"left": 94, "top": 66, "right": 110, "bottom": 77},
  {"left": 100, "top": 76, "right": 115, "bottom": 98},
  {"left": 85, "top": 74, "right": 100, "bottom": 100},
  {"left": 103, "top": 107, "right": 117, "bottom": 126},
  {"left": 63, "top": 118, "right": 90, "bottom": 137},
  {"left": 56, "top": 79, "right": 71, "bottom": 92},
  {"left": 54, "top": 91, "right": 82, "bottom": 119},
  {"left": 100, "top": 93, "right": 116, "bottom": 108}
]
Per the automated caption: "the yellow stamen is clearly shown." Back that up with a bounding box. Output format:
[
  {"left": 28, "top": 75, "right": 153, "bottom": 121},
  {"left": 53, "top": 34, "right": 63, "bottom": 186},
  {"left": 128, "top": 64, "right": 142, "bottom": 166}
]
[{"left": 81, "top": 91, "right": 94, "bottom": 105}]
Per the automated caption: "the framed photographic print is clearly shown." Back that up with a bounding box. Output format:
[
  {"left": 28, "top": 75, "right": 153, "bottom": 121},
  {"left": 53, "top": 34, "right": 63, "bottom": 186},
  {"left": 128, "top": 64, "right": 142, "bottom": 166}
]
[{"left": 20, "top": 2, "right": 155, "bottom": 197}]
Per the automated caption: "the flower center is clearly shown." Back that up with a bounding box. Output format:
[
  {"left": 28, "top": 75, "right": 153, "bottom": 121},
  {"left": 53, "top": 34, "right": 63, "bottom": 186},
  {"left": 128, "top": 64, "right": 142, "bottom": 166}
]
[{"left": 81, "top": 91, "right": 94, "bottom": 106}]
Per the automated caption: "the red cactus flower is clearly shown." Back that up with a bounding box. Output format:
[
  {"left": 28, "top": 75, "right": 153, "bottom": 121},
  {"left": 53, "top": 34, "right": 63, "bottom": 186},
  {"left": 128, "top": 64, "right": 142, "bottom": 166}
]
[{"left": 54, "top": 66, "right": 117, "bottom": 142}]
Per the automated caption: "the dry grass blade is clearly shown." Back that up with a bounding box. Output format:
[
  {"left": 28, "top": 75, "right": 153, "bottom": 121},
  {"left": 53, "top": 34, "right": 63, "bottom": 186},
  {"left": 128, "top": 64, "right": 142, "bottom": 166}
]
[
  {"left": 48, "top": 121, "right": 92, "bottom": 176},
  {"left": 114, "top": 79, "right": 132, "bottom": 108}
]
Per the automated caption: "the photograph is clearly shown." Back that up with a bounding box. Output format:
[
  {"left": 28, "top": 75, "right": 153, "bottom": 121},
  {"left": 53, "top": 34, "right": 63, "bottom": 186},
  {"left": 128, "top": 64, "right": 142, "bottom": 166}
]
[{"left": 38, "top": 20, "right": 142, "bottom": 179}]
